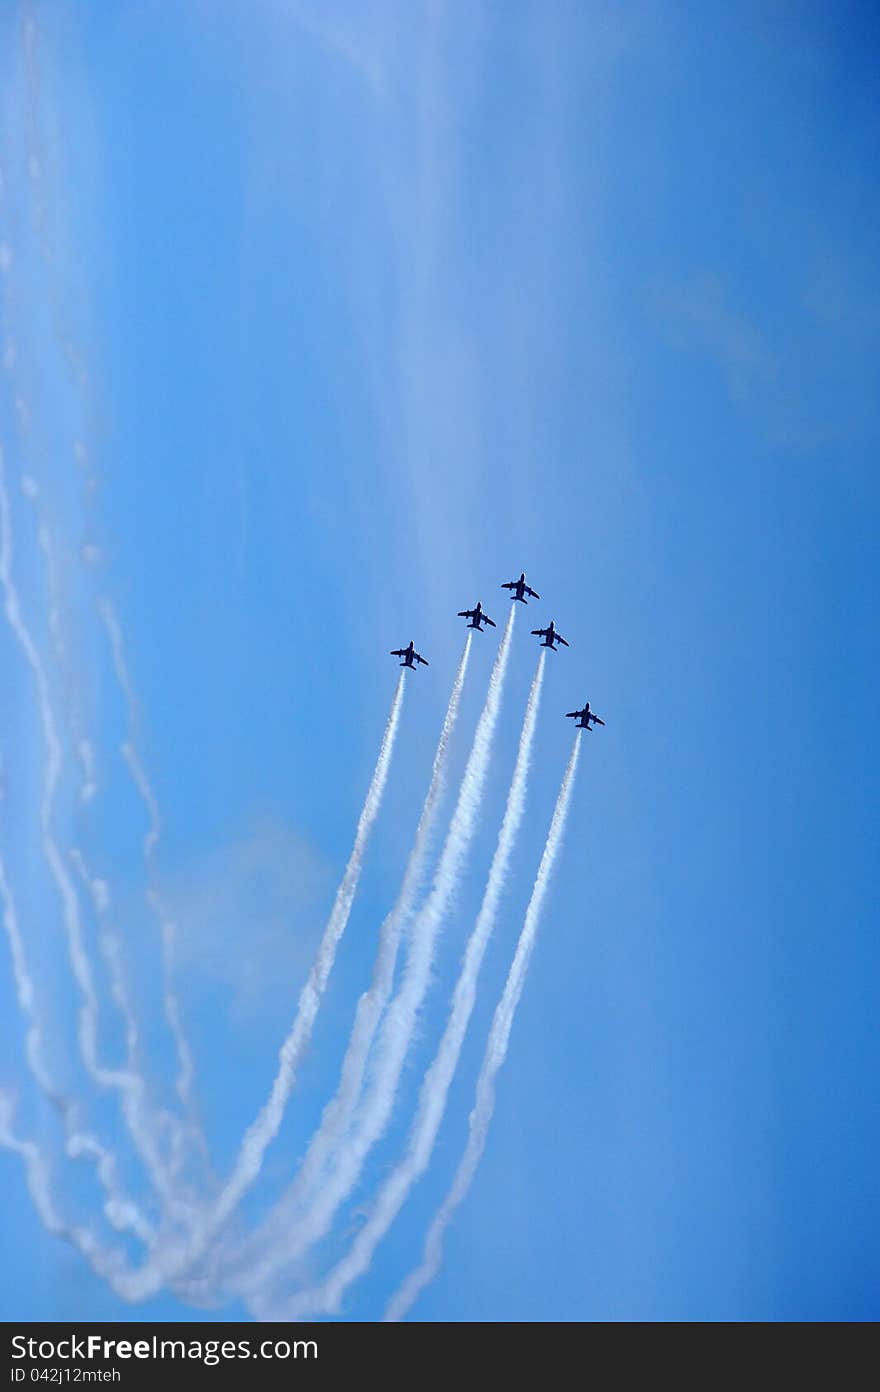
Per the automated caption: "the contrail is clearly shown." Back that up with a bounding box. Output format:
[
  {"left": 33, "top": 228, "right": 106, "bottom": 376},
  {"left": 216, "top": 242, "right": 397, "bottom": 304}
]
[
  {"left": 0, "top": 1093, "right": 148, "bottom": 1295},
  {"left": 220, "top": 637, "right": 473, "bottom": 1292},
  {"left": 1, "top": 671, "right": 409, "bottom": 1309},
  {"left": 96, "top": 596, "right": 196, "bottom": 1117},
  {"left": 207, "top": 671, "right": 406, "bottom": 1235},
  {"left": 0, "top": 451, "right": 160, "bottom": 1241},
  {"left": 249, "top": 607, "right": 516, "bottom": 1307},
  {"left": 1, "top": 133, "right": 185, "bottom": 1241},
  {"left": 0, "top": 459, "right": 95, "bottom": 1064},
  {"left": 0, "top": 847, "right": 154, "bottom": 1246},
  {"left": 2, "top": 218, "right": 194, "bottom": 1227},
  {"left": 0, "top": 1083, "right": 195, "bottom": 1304},
  {"left": 31, "top": 498, "right": 189, "bottom": 1214},
  {"left": 0, "top": 848, "right": 63, "bottom": 1104},
  {"left": 68, "top": 852, "right": 138, "bottom": 1092},
  {"left": 385, "top": 733, "right": 582, "bottom": 1320},
  {"left": 68, "top": 847, "right": 192, "bottom": 1218},
  {"left": 12, "top": 32, "right": 198, "bottom": 1186},
  {"left": 282, "top": 646, "right": 546, "bottom": 1319},
  {"left": 17, "top": 4, "right": 185, "bottom": 1166},
  {"left": 33, "top": 515, "right": 96, "bottom": 804}
]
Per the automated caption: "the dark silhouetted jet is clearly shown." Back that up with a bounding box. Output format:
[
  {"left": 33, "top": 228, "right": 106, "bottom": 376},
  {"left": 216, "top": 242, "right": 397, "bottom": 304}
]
[
  {"left": 391, "top": 640, "right": 429, "bottom": 670},
  {"left": 457, "top": 601, "right": 496, "bottom": 632},
  {"left": 531, "top": 620, "right": 569, "bottom": 650},
  {"left": 566, "top": 702, "right": 605, "bottom": 731},
  {"left": 501, "top": 571, "right": 540, "bottom": 604}
]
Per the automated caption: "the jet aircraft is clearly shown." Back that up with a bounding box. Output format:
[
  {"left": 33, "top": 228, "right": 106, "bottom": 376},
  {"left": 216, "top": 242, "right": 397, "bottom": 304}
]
[
  {"left": 531, "top": 620, "right": 569, "bottom": 650},
  {"left": 501, "top": 571, "right": 540, "bottom": 604},
  {"left": 391, "top": 640, "right": 429, "bottom": 669},
  {"left": 565, "top": 702, "right": 605, "bottom": 730},
  {"left": 457, "top": 601, "right": 496, "bottom": 631}
]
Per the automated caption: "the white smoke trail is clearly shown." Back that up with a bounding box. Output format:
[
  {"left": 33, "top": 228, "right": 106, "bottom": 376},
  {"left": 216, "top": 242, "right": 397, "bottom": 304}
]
[
  {"left": 0, "top": 1092, "right": 147, "bottom": 1294},
  {"left": 2, "top": 214, "right": 194, "bottom": 1227},
  {"left": 68, "top": 851, "right": 137, "bottom": 1085},
  {"left": 281, "top": 647, "right": 547, "bottom": 1319},
  {"left": 219, "top": 636, "right": 473, "bottom": 1293},
  {"left": 34, "top": 514, "right": 98, "bottom": 801},
  {"left": 0, "top": 457, "right": 95, "bottom": 1063},
  {"left": 250, "top": 607, "right": 516, "bottom": 1307},
  {"left": 29, "top": 511, "right": 96, "bottom": 803},
  {"left": 3, "top": 11, "right": 190, "bottom": 1281},
  {"left": 0, "top": 849, "right": 154, "bottom": 1246},
  {"left": 67, "top": 847, "right": 189, "bottom": 1218},
  {"left": 2, "top": 107, "right": 177, "bottom": 1243},
  {"left": 0, "top": 450, "right": 160, "bottom": 1242},
  {"left": 385, "top": 734, "right": 582, "bottom": 1320},
  {"left": 2, "top": 647, "right": 406, "bottom": 1305},
  {"left": 31, "top": 496, "right": 188, "bottom": 1214},
  {"left": 0, "top": 849, "right": 60, "bottom": 1102},
  {"left": 206, "top": 671, "right": 406, "bottom": 1236},
  {"left": 96, "top": 596, "right": 196, "bottom": 1114}
]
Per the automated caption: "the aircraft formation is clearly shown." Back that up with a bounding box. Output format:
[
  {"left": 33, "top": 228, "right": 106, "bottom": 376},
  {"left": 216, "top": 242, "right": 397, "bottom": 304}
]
[{"left": 391, "top": 569, "right": 605, "bottom": 733}]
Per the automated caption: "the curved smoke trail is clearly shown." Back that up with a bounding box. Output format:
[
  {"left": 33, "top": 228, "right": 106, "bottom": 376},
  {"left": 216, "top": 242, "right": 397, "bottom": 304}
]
[
  {"left": 67, "top": 847, "right": 191, "bottom": 1217},
  {"left": 32, "top": 491, "right": 189, "bottom": 1216},
  {"left": 33, "top": 516, "right": 97, "bottom": 806},
  {"left": 0, "top": 849, "right": 154, "bottom": 1246},
  {"left": 41, "top": 671, "right": 409, "bottom": 1306},
  {"left": 0, "top": 451, "right": 160, "bottom": 1241},
  {"left": 2, "top": 81, "right": 179, "bottom": 1242},
  {"left": 0, "top": 1092, "right": 150, "bottom": 1296},
  {"left": 2, "top": 179, "right": 196, "bottom": 1225},
  {"left": 280, "top": 647, "right": 546, "bottom": 1318},
  {"left": 219, "top": 636, "right": 473, "bottom": 1295},
  {"left": 96, "top": 597, "right": 197, "bottom": 1120},
  {"left": 205, "top": 672, "right": 406, "bottom": 1235},
  {"left": 249, "top": 607, "right": 515, "bottom": 1309},
  {"left": 385, "top": 733, "right": 582, "bottom": 1321},
  {"left": 19, "top": 0, "right": 196, "bottom": 1185}
]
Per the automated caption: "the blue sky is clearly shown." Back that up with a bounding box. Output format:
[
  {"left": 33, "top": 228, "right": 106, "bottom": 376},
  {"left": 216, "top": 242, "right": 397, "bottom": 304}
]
[{"left": 0, "top": 0, "right": 878, "bottom": 1321}]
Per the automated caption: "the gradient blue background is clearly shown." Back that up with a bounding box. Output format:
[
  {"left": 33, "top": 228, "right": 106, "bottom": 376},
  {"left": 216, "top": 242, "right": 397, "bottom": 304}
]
[{"left": 0, "top": 0, "right": 878, "bottom": 1321}]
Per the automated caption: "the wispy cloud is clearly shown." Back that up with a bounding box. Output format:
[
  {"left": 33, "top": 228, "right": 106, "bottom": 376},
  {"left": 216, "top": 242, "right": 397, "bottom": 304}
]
[
  {"left": 653, "top": 261, "right": 880, "bottom": 449},
  {"left": 652, "top": 271, "right": 776, "bottom": 408}
]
